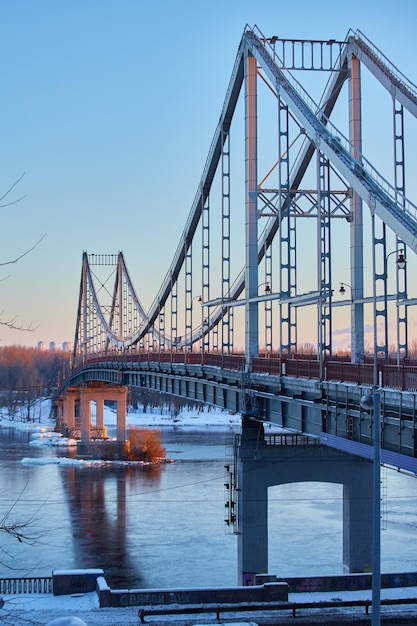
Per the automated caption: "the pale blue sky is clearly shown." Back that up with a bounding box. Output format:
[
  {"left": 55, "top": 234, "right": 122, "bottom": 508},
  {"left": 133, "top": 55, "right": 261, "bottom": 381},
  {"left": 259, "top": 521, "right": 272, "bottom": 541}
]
[{"left": 1, "top": 0, "right": 416, "bottom": 348}]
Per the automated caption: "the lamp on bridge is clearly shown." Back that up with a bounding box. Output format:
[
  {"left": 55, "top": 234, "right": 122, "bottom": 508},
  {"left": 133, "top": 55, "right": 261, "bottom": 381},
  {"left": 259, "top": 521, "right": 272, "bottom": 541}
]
[
  {"left": 338, "top": 282, "right": 352, "bottom": 302},
  {"left": 258, "top": 282, "right": 271, "bottom": 293},
  {"left": 397, "top": 250, "right": 406, "bottom": 269},
  {"left": 387, "top": 248, "right": 406, "bottom": 271}
]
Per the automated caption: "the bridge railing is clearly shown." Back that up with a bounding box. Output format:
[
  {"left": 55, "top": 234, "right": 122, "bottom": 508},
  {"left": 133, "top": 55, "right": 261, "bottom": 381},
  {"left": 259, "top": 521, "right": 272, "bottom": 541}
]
[
  {"left": 382, "top": 365, "right": 417, "bottom": 392},
  {"left": 0, "top": 576, "right": 53, "bottom": 594},
  {"left": 70, "top": 352, "right": 417, "bottom": 392},
  {"left": 323, "top": 361, "right": 375, "bottom": 386},
  {"left": 265, "top": 433, "right": 319, "bottom": 446},
  {"left": 254, "top": 357, "right": 417, "bottom": 391}
]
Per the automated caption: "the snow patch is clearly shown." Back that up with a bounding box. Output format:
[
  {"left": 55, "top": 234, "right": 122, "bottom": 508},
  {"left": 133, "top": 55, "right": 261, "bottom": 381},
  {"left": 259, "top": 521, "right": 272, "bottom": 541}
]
[{"left": 46, "top": 618, "right": 87, "bottom": 626}]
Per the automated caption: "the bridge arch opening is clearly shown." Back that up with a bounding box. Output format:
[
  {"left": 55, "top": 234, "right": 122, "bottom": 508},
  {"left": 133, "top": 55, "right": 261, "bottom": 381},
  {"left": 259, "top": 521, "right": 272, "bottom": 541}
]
[
  {"left": 268, "top": 481, "right": 343, "bottom": 577},
  {"left": 237, "top": 432, "right": 373, "bottom": 583}
]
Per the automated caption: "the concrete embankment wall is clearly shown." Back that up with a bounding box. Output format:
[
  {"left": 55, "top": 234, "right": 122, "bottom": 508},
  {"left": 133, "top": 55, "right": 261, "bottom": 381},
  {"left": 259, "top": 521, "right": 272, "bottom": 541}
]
[
  {"left": 51, "top": 569, "right": 417, "bottom": 610},
  {"left": 96, "top": 579, "right": 288, "bottom": 608},
  {"left": 275, "top": 572, "right": 417, "bottom": 593}
]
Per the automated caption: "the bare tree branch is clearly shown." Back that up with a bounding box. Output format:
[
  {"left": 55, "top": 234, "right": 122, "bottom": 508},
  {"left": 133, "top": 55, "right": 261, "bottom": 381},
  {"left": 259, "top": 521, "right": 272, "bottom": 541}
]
[
  {"left": 0, "top": 483, "right": 46, "bottom": 545},
  {"left": 0, "top": 171, "right": 46, "bottom": 330},
  {"left": 0, "top": 311, "right": 38, "bottom": 333},
  {"left": 0, "top": 233, "right": 46, "bottom": 267},
  {"left": 0, "top": 172, "right": 27, "bottom": 208}
]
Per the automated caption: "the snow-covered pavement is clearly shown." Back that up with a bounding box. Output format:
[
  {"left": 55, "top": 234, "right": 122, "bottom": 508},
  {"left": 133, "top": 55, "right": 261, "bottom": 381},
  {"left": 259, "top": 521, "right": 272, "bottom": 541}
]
[{"left": 3, "top": 586, "right": 417, "bottom": 625}]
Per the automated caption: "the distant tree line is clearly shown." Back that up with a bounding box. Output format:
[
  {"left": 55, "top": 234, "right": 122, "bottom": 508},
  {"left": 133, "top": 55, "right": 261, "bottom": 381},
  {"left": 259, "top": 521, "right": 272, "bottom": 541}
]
[
  {"left": 129, "top": 387, "right": 205, "bottom": 415},
  {"left": 0, "top": 345, "right": 69, "bottom": 420},
  {"left": 0, "top": 346, "right": 203, "bottom": 421}
]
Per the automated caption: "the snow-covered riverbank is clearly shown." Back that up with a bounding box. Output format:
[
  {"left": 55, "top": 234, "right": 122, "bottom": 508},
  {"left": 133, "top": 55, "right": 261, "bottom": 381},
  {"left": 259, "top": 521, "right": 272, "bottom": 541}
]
[{"left": 0, "top": 398, "right": 242, "bottom": 450}]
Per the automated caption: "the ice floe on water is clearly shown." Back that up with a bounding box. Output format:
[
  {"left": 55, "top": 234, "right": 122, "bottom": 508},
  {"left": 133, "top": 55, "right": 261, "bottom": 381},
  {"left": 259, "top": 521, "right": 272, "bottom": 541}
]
[{"left": 21, "top": 456, "right": 167, "bottom": 467}]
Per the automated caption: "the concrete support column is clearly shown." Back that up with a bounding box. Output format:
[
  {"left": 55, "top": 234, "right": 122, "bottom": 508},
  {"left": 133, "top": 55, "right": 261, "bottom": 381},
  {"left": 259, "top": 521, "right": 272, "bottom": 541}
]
[
  {"left": 237, "top": 418, "right": 268, "bottom": 584},
  {"left": 343, "top": 473, "right": 373, "bottom": 572},
  {"left": 80, "top": 391, "right": 91, "bottom": 443},
  {"left": 116, "top": 387, "right": 128, "bottom": 442},
  {"left": 96, "top": 397, "right": 105, "bottom": 429},
  {"left": 56, "top": 399, "right": 64, "bottom": 421},
  {"left": 53, "top": 399, "right": 64, "bottom": 432},
  {"left": 63, "top": 392, "right": 77, "bottom": 428}
]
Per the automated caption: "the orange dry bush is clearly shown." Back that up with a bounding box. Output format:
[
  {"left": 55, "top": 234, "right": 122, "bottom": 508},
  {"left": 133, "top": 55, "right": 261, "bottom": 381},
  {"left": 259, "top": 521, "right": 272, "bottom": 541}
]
[{"left": 127, "top": 427, "right": 166, "bottom": 462}]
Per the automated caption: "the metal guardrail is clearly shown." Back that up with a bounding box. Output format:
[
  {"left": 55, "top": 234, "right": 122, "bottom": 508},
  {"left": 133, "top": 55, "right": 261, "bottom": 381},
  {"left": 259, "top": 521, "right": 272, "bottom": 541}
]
[
  {"left": 0, "top": 577, "right": 53, "bottom": 594},
  {"left": 138, "top": 596, "right": 417, "bottom": 622},
  {"left": 353, "top": 29, "right": 417, "bottom": 102},
  {"left": 265, "top": 433, "right": 319, "bottom": 446}
]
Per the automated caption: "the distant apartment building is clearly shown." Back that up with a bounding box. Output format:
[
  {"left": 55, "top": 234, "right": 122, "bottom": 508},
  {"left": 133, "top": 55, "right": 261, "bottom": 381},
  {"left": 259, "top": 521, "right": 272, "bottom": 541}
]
[{"left": 37, "top": 341, "right": 72, "bottom": 352}]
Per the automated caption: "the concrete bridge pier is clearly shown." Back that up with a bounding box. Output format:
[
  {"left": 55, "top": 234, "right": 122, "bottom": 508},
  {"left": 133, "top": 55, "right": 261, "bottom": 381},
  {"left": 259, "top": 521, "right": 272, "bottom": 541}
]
[
  {"left": 96, "top": 397, "right": 104, "bottom": 430},
  {"left": 116, "top": 388, "right": 127, "bottom": 442},
  {"left": 237, "top": 418, "right": 373, "bottom": 585},
  {"left": 55, "top": 384, "right": 130, "bottom": 459},
  {"left": 61, "top": 389, "right": 78, "bottom": 430},
  {"left": 74, "top": 385, "right": 128, "bottom": 443},
  {"left": 80, "top": 389, "right": 92, "bottom": 442},
  {"left": 237, "top": 418, "right": 269, "bottom": 585}
]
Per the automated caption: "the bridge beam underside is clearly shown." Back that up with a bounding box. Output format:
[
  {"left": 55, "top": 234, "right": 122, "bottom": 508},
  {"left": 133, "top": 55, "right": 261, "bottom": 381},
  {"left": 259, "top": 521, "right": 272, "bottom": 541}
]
[
  {"left": 236, "top": 422, "right": 373, "bottom": 584},
  {"left": 129, "top": 369, "right": 242, "bottom": 414}
]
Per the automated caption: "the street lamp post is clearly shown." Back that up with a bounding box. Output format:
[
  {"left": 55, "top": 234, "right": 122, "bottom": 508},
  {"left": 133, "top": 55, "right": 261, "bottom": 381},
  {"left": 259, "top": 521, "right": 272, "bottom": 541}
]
[
  {"left": 361, "top": 387, "right": 381, "bottom": 626},
  {"left": 360, "top": 216, "right": 381, "bottom": 626},
  {"left": 364, "top": 221, "right": 404, "bottom": 625},
  {"left": 371, "top": 387, "right": 381, "bottom": 626},
  {"left": 367, "top": 249, "right": 406, "bottom": 626}
]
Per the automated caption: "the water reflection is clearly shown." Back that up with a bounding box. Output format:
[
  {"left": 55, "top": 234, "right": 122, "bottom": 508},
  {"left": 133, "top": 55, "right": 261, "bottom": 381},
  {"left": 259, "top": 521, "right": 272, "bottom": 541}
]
[
  {"left": 0, "top": 427, "right": 237, "bottom": 587},
  {"left": 0, "top": 427, "right": 30, "bottom": 444},
  {"left": 61, "top": 463, "right": 164, "bottom": 587}
]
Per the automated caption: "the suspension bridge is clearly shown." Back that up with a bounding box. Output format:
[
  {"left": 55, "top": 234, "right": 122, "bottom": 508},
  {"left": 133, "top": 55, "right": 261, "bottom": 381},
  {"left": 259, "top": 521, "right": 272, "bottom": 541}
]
[{"left": 53, "top": 25, "right": 417, "bottom": 585}]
